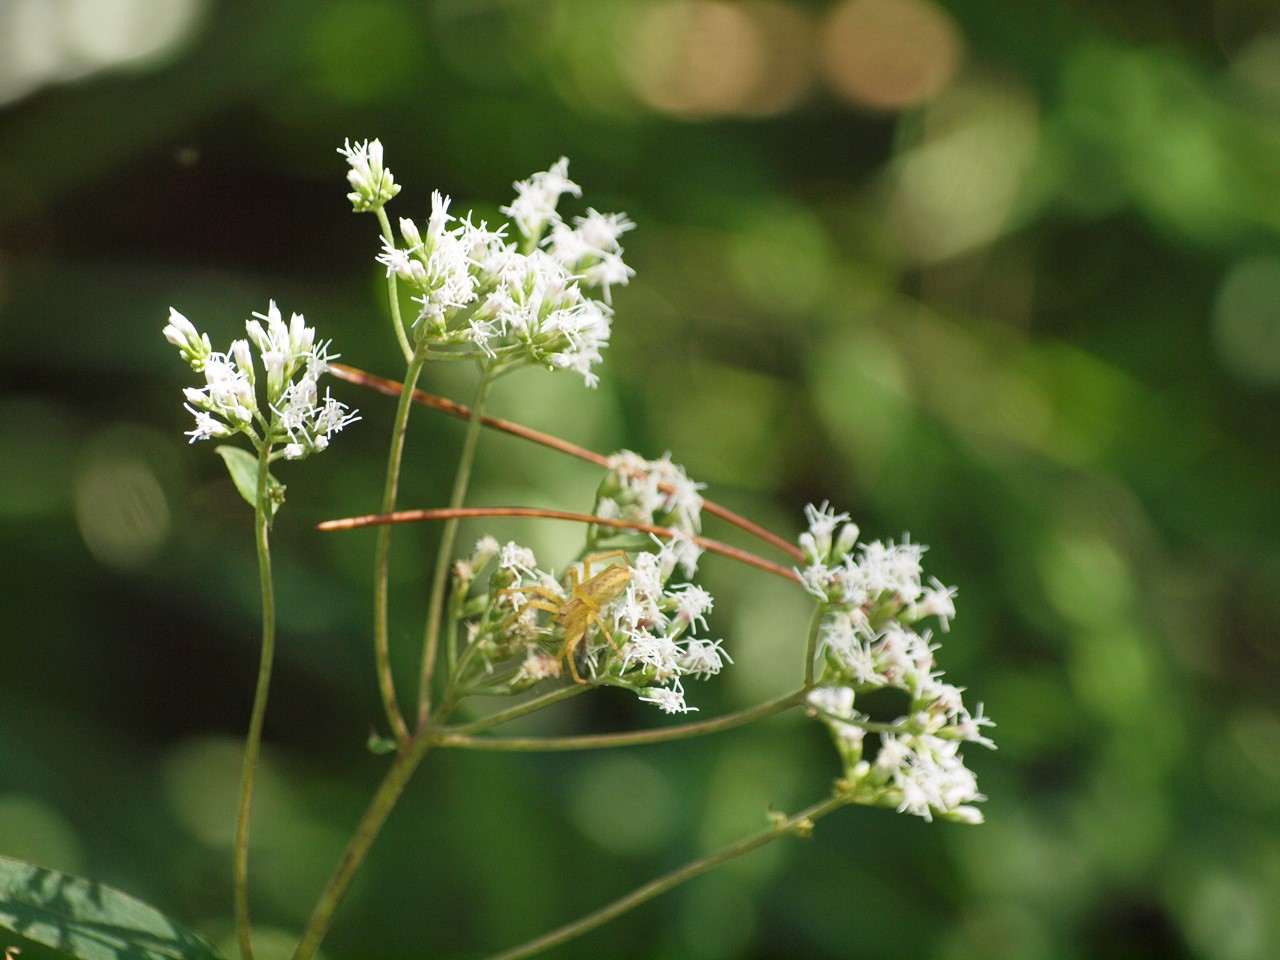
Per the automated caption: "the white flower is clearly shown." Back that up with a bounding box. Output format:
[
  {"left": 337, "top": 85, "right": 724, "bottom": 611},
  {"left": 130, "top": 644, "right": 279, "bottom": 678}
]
[
  {"left": 911, "top": 577, "right": 958, "bottom": 631},
  {"left": 514, "top": 650, "right": 563, "bottom": 683},
  {"left": 502, "top": 157, "right": 581, "bottom": 239},
  {"left": 545, "top": 208, "right": 635, "bottom": 304},
  {"left": 819, "top": 614, "right": 881, "bottom": 685},
  {"left": 362, "top": 154, "right": 627, "bottom": 389},
  {"left": 377, "top": 236, "right": 416, "bottom": 279},
  {"left": 163, "top": 308, "right": 212, "bottom": 368},
  {"left": 183, "top": 405, "right": 230, "bottom": 443},
  {"left": 947, "top": 701, "right": 997, "bottom": 750},
  {"left": 858, "top": 538, "right": 926, "bottom": 603},
  {"left": 498, "top": 542, "right": 539, "bottom": 581},
  {"left": 639, "top": 684, "right": 697, "bottom": 714},
  {"left": 166, "top": 303, "right": 357, "bottom": 459},
  {"left": 679, "top": 638, "right": 731, "bottom": 678},
  {"left": 808, "top": 685, "right": 855, "bottom": 718},
  {"left": 601, "top": 451, "right": 705, "bottom": 539},
  {"left": 339, "top": 138, "right": 400, "bottom": 211},
  {"left": 671, "top": 583, "right": 714, "bottom": 631},
  {"left": 621, "top": 628, "right": 682, "bottom": 682},
  {"left": 574, "top": 208, "right": 635, "bottom": 251},
  {"left": 427, "top": 189, "right": 453, "bottom": 239}
]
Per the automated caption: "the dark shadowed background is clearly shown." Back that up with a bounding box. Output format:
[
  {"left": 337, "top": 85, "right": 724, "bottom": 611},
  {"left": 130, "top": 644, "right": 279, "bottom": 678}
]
[{"left": 3, "top": 1, "right": 1279, "bottom": 958}]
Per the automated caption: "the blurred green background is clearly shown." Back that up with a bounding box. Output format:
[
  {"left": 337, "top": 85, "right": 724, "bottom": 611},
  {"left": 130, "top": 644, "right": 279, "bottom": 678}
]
[{"left": 3, "top": 1, "right": 1280, "bottom": 958}]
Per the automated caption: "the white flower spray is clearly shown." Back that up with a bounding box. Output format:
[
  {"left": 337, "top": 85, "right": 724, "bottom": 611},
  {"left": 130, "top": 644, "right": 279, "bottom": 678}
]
[
  {"left": 799, "top": 502, "right": 995, "bottom": 823},
  {"left": 164, "top": 301, "right": 358, "bottom": 461},
  {"left": 144, "top": 140, "right": 999, "bottom": 960}
]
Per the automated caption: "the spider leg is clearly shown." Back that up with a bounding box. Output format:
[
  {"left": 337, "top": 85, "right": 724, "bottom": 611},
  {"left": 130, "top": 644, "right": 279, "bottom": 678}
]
[
  {"left": 563, "top": 647, "right": 586, "bottom": 684},
  {"left": 578, "top": 549, "right": 632, "bottom": 579}
]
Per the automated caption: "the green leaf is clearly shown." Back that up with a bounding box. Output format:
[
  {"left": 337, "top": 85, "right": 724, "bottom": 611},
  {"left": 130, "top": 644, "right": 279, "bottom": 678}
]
[
  {"left": 214, "top": 445, "right": 281, "bottom": 516},
  {"left": 0, "top": 855, "right": 226, "bottom": 960}
]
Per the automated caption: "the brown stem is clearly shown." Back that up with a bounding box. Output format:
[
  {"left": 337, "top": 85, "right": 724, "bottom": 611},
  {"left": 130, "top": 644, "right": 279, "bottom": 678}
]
[
  {"left": 328, "top": 363, "right": 805, "bottom": 563},
  {"left": 317, "top": 505, "right": 801, "bottom": 584}
]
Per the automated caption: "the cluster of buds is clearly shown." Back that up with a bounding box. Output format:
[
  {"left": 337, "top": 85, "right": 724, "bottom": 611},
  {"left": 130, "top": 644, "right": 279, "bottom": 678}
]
[
  {"left": 340, "top": 140, "right": 633, "bottom": 388},
  {"left": 341, "top": 137, "right": 400, "bottom": 212},
  {"left": 591, "top": 450, "right": 706, "bottom": 577},
  {"left": 798, "top": 503, "right": 994, "bottom": 823},
  {"left": 163, "top": 302, "right": 358, "bottom": 459}
]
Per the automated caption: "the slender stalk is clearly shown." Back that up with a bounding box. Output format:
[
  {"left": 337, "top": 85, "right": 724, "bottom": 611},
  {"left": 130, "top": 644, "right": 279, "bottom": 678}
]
[
  {"left": 233, "top": 445, "right": 277, "bottom": 960},
  {"left": 437, "top": 689, "right": 808, "bottom": 751},
  {"left": 438, "top": 684, "right": 588, "bottom": 734},
  {"left": 319, "top": 506, "right": 801, "bottom": 584},
  {"left": 479, "top": 790, "right": 851, "bottom": 960},
  {"left": 370, "top": 357, "right": 425, "bottom": 745},
  {"left": 374, "top": 208, "right": 413, "bottom": 363},
  {"left": 290, "top": 733, "right": 437, "bottom": 960},
  {"left": 328, "top": 363, "right": 806, "bottom": 563},
  {"left": 803, "top": 604, "right": 826, "bottom": 688},
  {"left": 417, "top": 372, "right": 495, "bottom": 727}
]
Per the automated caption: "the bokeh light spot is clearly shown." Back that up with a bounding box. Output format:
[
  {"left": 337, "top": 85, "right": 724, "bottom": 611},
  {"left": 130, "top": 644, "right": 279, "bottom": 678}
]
[
  {"left": 727, "top": 204, "right": 833, "bottom": 313},
  {"left": 1206, "top": 708, "right": 1280, "bottom": 812},
  {"left": 624, "top": 1, "right": 805, "bottom": 118},
  {"left": 74, "top": 453, "right": 170, "bottom": 570},
  {"left": 820, "top": 0, "right": 963, "bottom": 111},
  {"left": 0, "top": 0, "right": 203, "bottom": 105},
  {"left": 568, "top": 755, "right": 677, "bottom": 855},
  {"left": 1039, "top": 530, "right": 1132, "bottom": 627},
  {"left": 65, "top": 0, "right": 202, "bottom": 68},
  {"left": 1181, "top": 871, "right": 1265, "bottom": 960},
  {"left": 1213, "top": 256, "right": 1280, "bottom": 385},
  {"left": 891, "top": 81, "right": 1040, "bottom": 262},
  {"left": 163, "top": 737, "right": 287, "bottom": 849},
  {"left": 0, "top": 794, "right": 84, "bottom": 875}
]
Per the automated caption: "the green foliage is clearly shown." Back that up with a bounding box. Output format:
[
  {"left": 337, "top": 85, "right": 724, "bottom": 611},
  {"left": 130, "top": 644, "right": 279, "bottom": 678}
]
[
  {"left": 214, "top": 446, "right": 275, "bottom": 516},
  {"left": 0, "top": 856, "right": 225, "bottom": 960},
  {"left": 3, "top": 0, "right": 1280, "bottom": 958}
]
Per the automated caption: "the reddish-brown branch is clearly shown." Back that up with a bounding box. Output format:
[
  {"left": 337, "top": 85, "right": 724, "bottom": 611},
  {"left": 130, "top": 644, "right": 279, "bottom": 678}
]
[
  {"left": 317, "top": 505, "right": 802, "bottom": 584},
  {"left": 329, "top": 363, "right": 805, "bottom": 563}
]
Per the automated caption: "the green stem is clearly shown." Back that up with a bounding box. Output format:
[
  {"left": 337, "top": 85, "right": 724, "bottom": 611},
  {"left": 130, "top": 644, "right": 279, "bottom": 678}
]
[
  {"left": 803, "top": 604, "right": 826, "bottom": 688},
  {"left": 417, "top": 372, "right": 494, "bottom": 727},
  {"left": 440, "top": 684, "right": 589, "bottom": 734},
  {"left": 372, "top": 356, "right": 426, "bottom": 745},
  {"left": 479, "top": 790, "right": 851, "bottom": 960},
  {"left": 375, "top": 207, "right": 413, "bottom": 363},
  {"left": 438, "top": 689, "right": 809, "bottom": 751},
  {"left": 233, "top": 445, "right": 277, "bottom": 960},
  {"left": 290, "top": 733, "right": 437, "bottom": 960}
]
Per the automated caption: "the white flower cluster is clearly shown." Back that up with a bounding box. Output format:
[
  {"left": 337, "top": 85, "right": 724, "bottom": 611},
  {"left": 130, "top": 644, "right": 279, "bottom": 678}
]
[
  {"left": 342, "top": 143, "right": 634, "bottom": 388},
  {"left": 799, "top": 503, "right": 993, "bottom": 824},
  {"left": 339, "top": 138, "right": 400, "bottom": 212},
  {"left": 163, "top": 302, "right": 358, "bottom": 459},
  {"left": 462, "top": 537, "right": 726, "bottom": 714},
  {"left": 593, "top": 451, "right": 705, "bottom": 577}
]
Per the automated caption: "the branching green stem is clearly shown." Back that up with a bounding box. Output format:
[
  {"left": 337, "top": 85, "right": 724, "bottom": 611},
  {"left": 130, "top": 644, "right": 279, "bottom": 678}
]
[
  {"left": 438, "top": 689, "right": 809, "bottom": 751},
  {"left": 479, "top": 789, "right": 852, "bottom": 960},
  {"left": 375, "top": 208, "right": 413, "bottom": 362},
  {"left": 440, "top": 684, "right": 590, "bottom": 734},
  {"left": 233, "top": 444, "right": 277, "bottom": 960},
  {"left": 417, "top": 371, "right": 494, "bottom": 727},
  {"left": 290, "top": 732, "right": 438, "bottom": 960},
  {"left": 371, "top": 356, "right": 425, "bottom": 745}
]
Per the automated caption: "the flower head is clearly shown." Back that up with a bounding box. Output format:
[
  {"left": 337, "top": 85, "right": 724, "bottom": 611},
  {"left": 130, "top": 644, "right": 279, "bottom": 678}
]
[
  {"left": 361, "top": 149, "right": 632, "bottom": 388},
  {"left": 165, "top": 302, "right": 357, "bottom": 459},
  {"left": 799, "top": 503, "right": 992, "bottom": 824},
  {"left": 339, "top": 138, "right": 400, "bottom": 212}
]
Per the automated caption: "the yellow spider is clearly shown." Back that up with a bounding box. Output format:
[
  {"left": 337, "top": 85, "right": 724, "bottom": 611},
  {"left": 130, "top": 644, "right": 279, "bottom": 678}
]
[{"left": 500, "top": 549, "right": 634, "bottom": 683}]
